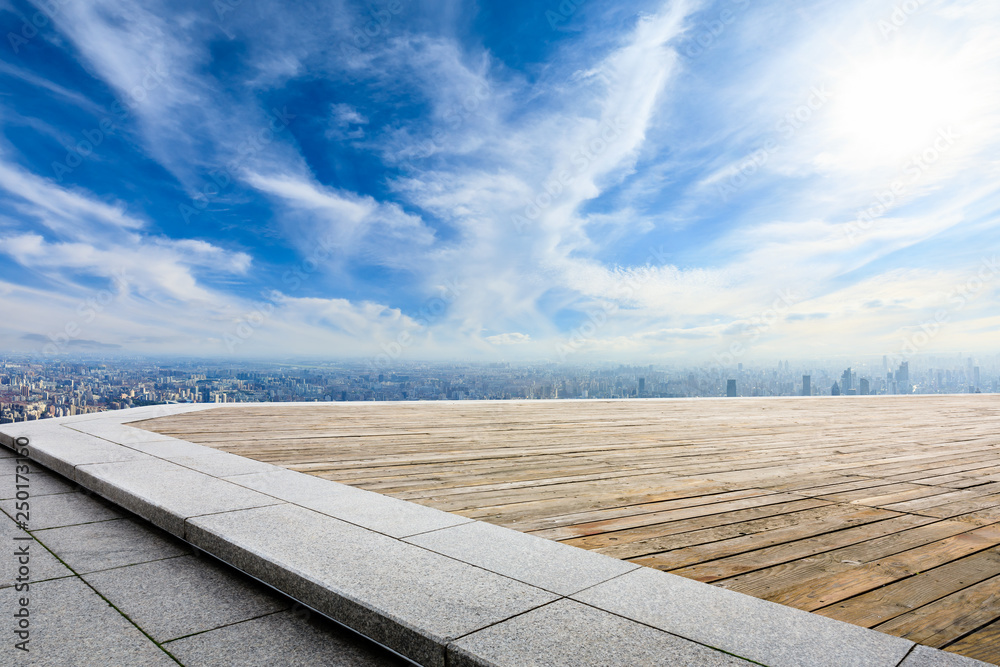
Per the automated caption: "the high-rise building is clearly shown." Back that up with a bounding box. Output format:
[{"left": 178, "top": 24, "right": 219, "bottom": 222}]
[
  {"left": 726, "top": 379, "right": 737, "bottom": 397},
  {"left": 974, "top": 367, "right": 981, "bottom": 389},
  {"left": 897, "top": 362, "right": 909, "bottom": 393},
  {"left": 638, "top": 377, "right": 645, "bottom": 396},
  {"left": 841, "top": 368, "right": 853, "bottom": 392},
  {"left": 859, "top": 378, "right": 870, "bottom": 396},
  {"left": 802, "top": 375, "right": 811, "bottom": 396},
  {"left": 831, "top": 381, "right": 841, "bottom": 396}
]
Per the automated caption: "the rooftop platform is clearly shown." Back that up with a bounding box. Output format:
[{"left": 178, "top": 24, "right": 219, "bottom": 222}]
[
  {"left": 2, "top": 397, "right": 997, "bottom": 665},
  {"left": 137, "top": 396, "right": 1000, "bottom": 665}
]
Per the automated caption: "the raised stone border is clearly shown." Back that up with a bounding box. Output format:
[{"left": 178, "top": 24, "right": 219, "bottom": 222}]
[{"left": 0, "top": 405, "right": 991, "bottom": 667}]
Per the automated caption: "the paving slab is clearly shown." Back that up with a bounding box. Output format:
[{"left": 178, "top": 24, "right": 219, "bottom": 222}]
[
  {"left": 0, "top": 512, "right": 73, "bottom": 588},
  {"left": 3, "top": 425, "right": 153, "bottom": 479},
  {"left": 450, "top": 598, "right": 754, "bottom": 667},
  {"left": 83, "top": 554, "right": 288, "bottom": 643},
  {"left": 74, "top": 458, "right": 283, "bottom": 535},
  {"left": 899, "top": 645, "right": 994, "bottom": 666},
  {"left": 0, "top": 469, "right": 76, "bottom": 500},
  {"left": 223, "top": 468, "right": 470, "bottom": 538},
  {"left": 0, "top": 456, "right": 23, "bottom": 476},
  {"left": 66, "top": 420, "right": 179, "bottom": 444},
  {"left": 33, "top": 517, "right": 189, "bottom": 574},
  {"left": 0, "top": 453, "right": 20, "bottom": 471},
  {"left": 405, "top": 520, "right": 637, "bottom": 595},
  {"left": 0, "top": 576, "right": 176, "bottom": 666},
  {"left": 124, "top": 437, "right": 279, "bottom": 477},
  {"left": 0, "top": 489, "right": 123, "bottom": 530},
  {"left": 572, "top": 566, "right": 915, "bottom": 667},
  {"left": 165, "top": 609, "right": 409, "bottom": 666},
  {"left": 187, "top": 503, "right": 558, "bottom": 667},
  {"left": 0, "top": 421, "right": 61, "bottom": 448},
  {"left": 57, "top": 404, "right": 215, "bottom": 426}
]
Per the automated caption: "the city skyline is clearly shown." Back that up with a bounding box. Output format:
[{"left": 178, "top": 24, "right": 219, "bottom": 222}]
[
  {"left": 3, "top": 353, "right": 997, "bottom": 423},
  {"left": 1, "top": 1, "right": 999, "bottom": 362}
]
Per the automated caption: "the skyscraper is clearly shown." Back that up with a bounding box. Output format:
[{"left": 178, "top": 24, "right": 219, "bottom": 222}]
[
  {"left": 859, "top": 378, "right": 870, "bottom": 396},
  {"left": 841, "top": 368, "right": 853, "bottom": 392},
  {"left": 831, "top": 381, "right": 841, "bottom": 396},
  {"left": 802, "top": 375, "right": 811, "bottom": 396},
  {"left": 726, "top": 380, "right": 737, "bottom": 397},
  {"left": 638, "top": 377, "right": 645, "bottom": 396},
  {"left": 897, "top": 362, "right": 909, "bottom": 393}
]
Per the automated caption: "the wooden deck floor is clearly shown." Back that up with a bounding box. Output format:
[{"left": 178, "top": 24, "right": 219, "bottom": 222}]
[{"left": 136, "top": 396, "right": 1000, "bottom": 664}]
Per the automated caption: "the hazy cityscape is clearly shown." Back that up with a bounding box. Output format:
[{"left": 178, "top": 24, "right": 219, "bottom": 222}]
[{"left": 2, "top": 354, "right": 996, "bottom": 424}]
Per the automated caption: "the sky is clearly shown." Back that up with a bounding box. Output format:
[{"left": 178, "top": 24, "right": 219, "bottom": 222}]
[{"left": 1, "top": 0, "right": 998, "bottom": 367}]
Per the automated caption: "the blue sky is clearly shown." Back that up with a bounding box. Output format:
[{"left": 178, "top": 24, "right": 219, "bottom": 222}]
[{"left": 1, "top": 0, "right": 998, "bottom": 365}]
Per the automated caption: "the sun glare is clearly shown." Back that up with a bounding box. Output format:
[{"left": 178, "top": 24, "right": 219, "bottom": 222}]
[{"left": 829, "top": 51, "right": 977, "bottom": 169}]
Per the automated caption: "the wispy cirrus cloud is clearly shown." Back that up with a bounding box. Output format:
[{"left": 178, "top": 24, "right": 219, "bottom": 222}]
[{"left": 1, "top": 0, "right": 998, "bottom": 362}]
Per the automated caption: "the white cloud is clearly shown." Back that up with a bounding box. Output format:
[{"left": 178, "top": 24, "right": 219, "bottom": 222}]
[
  {"left": 485, "top": 332, "right": 532, "bottom": 345},
  {"left": 0, "top": 157, "right": 142, "bottom": 235},
  {"left": 5, "top": 0, "right": 998, "bottom": 362}
]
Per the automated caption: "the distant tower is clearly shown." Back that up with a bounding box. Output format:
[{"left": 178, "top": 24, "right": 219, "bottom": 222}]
[
  {"left": 802, "top": 375, "right": 811, "bottom": 396},
  {"left": 974, "top": 367, "right": 981, "bottom": 389},
  {"left": 638, "top": 377, "right": 645, "bottom": 396},
  {"left": 726, "top": 379, "right": 737, "bottom": 397},
  {"left": 897, "top": 362, "right": 909, "bottom": 393},
  {"left": 859, "top": 378, "right": 870, "bottom": 395},
  {"left": 831, "top": 381, "right": 841, "bottom": 396},
  {"left": 841, "top": 368, "right": 853, "bottom": 392}
]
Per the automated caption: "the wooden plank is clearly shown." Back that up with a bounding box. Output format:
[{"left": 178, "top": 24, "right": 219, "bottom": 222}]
[
  {"left": 944, "top": 618, "right": 1000, "bottom": 665},
  {"left": 558, "top": 499, "right": 831, "bottom": 552},
  {"left": 671, "top": 514, "right": 937, "bottom": 583},
  {"left": 528, "top": 492, "right": 812, "bottom": 541},
  {"left": 629, "top": 506, "right": 897, "bottom": 569},
  {"left": 718, "top": 524, "right": 1000, "bottom": 612},
  {"left": 871, "top": 573, "right": 1000, "bottom": 647},
  {"left": 814, "top": 548, "right": 1000, "bottom": 627}
]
